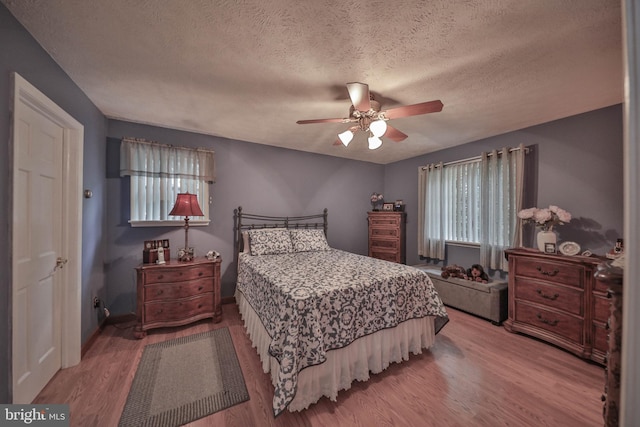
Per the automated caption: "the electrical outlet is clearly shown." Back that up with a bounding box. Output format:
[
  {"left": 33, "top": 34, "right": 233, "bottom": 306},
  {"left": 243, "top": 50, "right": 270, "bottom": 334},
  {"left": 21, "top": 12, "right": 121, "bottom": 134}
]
[{"left": 93, "top": 297, "right": 100, "bottom": 308}]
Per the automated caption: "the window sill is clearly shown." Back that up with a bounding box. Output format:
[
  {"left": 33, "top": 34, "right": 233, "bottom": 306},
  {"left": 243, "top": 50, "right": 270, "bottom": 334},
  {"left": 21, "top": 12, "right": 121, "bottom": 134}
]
[
  {"left": 445, "top": 240, "right": 480, "bottom": 248},
  {"left": 129, "top": 220, "right": 210, "bottom": 228}
]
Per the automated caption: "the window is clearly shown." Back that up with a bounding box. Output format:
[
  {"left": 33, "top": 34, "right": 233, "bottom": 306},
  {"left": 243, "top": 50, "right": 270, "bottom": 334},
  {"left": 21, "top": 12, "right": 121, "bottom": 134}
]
[
  {"left": 418, "top": 145, "right": 526, "bottom": 270},
  {"left": 120, "top": 138, "right": 215, "bottom": 227}
]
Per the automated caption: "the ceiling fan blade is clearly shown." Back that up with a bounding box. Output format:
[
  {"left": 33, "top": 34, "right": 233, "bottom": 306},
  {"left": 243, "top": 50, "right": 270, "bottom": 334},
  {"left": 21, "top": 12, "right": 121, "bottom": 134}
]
[
  {"left": 383, "top": 100, "right": 443, "bottom": 120},
  {"left": 296, "top": 118, "right": 346, "bottom": 124},
  {"left": 346, "top": 82, "right": 371, "bottom": 112},
  {"left": 384, "top": 125, "right": 408, "bottom": 142}
]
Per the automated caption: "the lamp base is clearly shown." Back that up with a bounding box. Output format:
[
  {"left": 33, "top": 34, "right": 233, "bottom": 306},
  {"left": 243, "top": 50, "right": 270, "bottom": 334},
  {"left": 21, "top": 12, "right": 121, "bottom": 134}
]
[{"left": 177, "top": 247, "right": 195, "bottom": 262}]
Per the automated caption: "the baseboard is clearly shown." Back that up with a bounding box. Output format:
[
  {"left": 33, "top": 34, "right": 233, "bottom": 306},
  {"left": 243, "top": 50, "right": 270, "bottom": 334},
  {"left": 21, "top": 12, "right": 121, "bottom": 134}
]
[
  {"left": 81, "top": 313, "right": 137, "bottom": 358},
  {"left": 222, "top": 296, "right": 236, "bottom": 305}
]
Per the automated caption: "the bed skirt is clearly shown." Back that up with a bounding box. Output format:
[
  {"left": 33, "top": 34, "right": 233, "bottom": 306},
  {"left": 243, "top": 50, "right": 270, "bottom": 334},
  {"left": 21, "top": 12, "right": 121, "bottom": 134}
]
[{"left": 235, "top": 290, "right": 436, "bottom": 412}]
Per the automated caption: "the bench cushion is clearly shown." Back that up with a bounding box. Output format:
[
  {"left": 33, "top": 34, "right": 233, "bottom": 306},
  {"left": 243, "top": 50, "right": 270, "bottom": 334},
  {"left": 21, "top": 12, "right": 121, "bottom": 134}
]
[{"left": 414, "top": 266, "right": 508, "bottom": 324}]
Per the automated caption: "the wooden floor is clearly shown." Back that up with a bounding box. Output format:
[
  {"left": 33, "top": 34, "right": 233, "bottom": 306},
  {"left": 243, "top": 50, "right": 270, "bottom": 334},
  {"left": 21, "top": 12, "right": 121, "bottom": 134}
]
[{"left": 34, "top": 304, "right": 605, "bottom": 427}]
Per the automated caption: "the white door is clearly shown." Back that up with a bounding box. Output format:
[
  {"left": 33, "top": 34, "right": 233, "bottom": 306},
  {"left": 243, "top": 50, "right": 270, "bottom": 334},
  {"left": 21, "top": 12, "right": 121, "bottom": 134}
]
[{"left": 11, "top": 73, "right": 84, "bottom": 404}]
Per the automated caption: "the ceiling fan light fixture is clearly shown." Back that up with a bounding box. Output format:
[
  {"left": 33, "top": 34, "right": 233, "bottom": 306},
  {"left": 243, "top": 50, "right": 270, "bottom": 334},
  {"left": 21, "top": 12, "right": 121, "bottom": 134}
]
[
  {"left": 370, "top": 119, "right": 387, "bottom": 137},
  {"left": 338, "top": 130, "right": 354, "bottom": 146},
  {"left": 368, "top": 135, "right": 382, "bottom": 150}
]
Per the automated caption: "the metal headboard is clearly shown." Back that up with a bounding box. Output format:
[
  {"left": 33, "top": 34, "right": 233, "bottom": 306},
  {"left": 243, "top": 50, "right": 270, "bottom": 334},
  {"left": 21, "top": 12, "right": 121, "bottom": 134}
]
[{"left": 233, "top": 206, "right": 328, "bottom": 261}]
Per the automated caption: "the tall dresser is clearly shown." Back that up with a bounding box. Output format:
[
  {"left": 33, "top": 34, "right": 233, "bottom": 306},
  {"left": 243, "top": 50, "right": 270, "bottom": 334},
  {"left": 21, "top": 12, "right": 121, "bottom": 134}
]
[
  {"left": 368, "top": 211, "right": 406, "bottom": 264},
  {"left": 503, "top": 248, "right": 607, "bottom": 364}
]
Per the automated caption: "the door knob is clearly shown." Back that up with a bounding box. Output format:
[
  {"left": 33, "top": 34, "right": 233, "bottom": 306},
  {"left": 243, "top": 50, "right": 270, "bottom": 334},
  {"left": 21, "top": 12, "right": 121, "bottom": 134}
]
[{"left": 54, "top": 257, "right": 68, "bottom": 271}]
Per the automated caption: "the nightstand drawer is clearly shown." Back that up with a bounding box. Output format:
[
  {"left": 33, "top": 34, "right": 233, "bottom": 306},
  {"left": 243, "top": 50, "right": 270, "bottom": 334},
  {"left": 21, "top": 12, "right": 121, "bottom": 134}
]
[
  {"left": 515, "top": 301, "right": 583, "bottom": 344},
  {"left": 514, "top": 279, "right": 583, "bottom": 316},
  {"left": 514, "top": 258, "right": 584, "bottom": 288},
  {"left": 144, "top": 294, "right": 214, "bottom": 323},
  {"left": 145, "top": 264, "right": 213, "bottom": 284},
  {"left": 144, "top": 277, "right": 214, "bottom": 302}
]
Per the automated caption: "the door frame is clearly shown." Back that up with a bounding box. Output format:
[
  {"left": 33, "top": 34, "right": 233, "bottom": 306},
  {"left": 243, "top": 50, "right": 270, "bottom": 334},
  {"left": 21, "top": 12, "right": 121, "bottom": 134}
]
[{"left": 10, "top": 73, "right": 84, "bottom": 401}]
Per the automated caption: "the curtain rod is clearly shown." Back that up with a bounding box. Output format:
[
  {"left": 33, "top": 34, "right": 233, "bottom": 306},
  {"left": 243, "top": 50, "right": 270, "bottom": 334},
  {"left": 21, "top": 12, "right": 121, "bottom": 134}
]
[
  {"left": 122, "top": 136, "right": 215, "bottom": 154},
  {"left": 420, "top": 146, "right": 530, "bottom": 170}
]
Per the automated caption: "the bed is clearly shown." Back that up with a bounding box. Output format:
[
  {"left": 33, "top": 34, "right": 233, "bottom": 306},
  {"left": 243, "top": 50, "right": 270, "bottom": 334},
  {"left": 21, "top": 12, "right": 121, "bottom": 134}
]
[{"left": 233, "top": 207, "right": 448, "bottom": 416}]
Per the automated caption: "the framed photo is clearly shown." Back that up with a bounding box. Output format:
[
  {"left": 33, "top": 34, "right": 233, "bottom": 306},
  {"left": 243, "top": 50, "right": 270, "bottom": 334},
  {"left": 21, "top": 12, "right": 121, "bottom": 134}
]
[
  {"left": 382, "top": 202, "right": 395, "bottom": 211},
  {"left": 544, "top": 242, "right": 557, "bottom": 254}
]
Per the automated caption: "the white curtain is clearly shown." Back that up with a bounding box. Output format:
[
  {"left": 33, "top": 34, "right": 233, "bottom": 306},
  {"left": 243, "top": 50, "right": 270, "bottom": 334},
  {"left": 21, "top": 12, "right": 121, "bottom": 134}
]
[
  {"left": 479, "top": 144, "right": 525, "bottom": 270},
  {"left": 418, "top": 144, "right": 526, "bottom": 269},
  {"left": 418, "top": 162, "right": 445, "bottom": 260},
  {"left": 120, "top": 138, "right": 215, "bottom": 221}
]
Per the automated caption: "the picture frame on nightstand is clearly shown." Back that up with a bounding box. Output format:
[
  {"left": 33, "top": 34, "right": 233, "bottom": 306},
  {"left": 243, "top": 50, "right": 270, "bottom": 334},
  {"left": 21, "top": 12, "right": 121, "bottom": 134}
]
[
  {"left": 544, "top": 242, "right": 557, "bottom": 254},
  {"left": 382, "top": 203, "right": 394, "bottom": 211}
]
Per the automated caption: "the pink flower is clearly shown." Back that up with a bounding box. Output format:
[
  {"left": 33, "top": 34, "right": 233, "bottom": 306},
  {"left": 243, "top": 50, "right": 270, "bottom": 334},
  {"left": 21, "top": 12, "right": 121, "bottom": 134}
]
[{"left": 517, "top": 205, "right": 572, "bottom": 231}]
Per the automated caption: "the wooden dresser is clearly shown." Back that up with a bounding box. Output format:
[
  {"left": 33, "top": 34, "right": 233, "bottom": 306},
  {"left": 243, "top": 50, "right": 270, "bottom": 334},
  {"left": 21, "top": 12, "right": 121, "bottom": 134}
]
[
  {"left": 503, "top": 248, "right": 606, "bottom": 364},
  {"left": 368, "top": 211, "right": 406, "bottom": 264},
  {"left": 134, "top": 257, "right": 222, "bottom": 338},
  {"left": 594, "top": 262, "right": 623, "bottom": 427}
]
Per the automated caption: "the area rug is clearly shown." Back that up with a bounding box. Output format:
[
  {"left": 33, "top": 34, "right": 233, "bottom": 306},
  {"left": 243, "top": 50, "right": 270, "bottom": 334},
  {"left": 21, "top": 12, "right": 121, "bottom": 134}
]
[{"left": 119, "top": 328, "right": 249, "bottom": 427}]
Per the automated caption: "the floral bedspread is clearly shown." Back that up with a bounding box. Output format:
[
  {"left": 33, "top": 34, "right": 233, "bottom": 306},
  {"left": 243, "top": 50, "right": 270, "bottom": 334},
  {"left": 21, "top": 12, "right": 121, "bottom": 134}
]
[{"left": 236, "top": 249, "right": 448, "bottom": 416}]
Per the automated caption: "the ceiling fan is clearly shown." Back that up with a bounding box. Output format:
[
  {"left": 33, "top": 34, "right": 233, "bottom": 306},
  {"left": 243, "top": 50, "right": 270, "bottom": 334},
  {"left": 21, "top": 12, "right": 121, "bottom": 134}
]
[{"left": 296, "top": 82, "right": 443, "bottom": 150}]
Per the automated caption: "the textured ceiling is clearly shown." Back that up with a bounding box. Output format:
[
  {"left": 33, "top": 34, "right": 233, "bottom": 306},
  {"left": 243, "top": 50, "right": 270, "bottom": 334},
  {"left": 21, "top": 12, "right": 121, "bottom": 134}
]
[{"left": 2, "top": 0, "right": 623, "bottom": 164}]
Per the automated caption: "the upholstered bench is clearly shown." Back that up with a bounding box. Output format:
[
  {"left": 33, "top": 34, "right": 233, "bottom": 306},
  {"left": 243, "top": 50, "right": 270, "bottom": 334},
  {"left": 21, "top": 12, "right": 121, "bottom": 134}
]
[{"left": 414, "top": 266, "right": 508, "bottom": 325}]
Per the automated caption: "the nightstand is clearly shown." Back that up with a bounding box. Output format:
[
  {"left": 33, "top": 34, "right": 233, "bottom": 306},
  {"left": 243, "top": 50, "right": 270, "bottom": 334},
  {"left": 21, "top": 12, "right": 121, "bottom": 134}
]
[{"left": 134, "top": 257, "right": 221, "bottom": 338}]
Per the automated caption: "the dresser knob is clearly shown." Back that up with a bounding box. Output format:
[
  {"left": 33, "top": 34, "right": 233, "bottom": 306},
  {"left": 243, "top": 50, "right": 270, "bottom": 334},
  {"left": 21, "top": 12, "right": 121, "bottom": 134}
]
[
  {"left": 536, "top": 289, "right": 559, "bottom": 300},
  {"left": 536, "top": 313, "right": 559, "bottom": 326},
  {"left": 536, "top": 266, "right": 559, "bottom": 276},
  {"left": 198, "top": 304, "right": 202, "bottom": 309},
  {"left": 198, "top": 272, "right": 203, "bottom": 276},
  {"left": 601, "top": 394, "right": 606, "bottom": 402},
  {"left": 157, "top": 290, "right": 163, "bottom": 296},
  {"left": 158, "top": 274, "right": 163, "bottom": 280}
]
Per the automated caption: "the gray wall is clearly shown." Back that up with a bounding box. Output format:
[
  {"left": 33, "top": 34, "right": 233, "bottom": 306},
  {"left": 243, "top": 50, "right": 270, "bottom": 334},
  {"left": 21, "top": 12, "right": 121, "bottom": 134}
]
[
  {"left": 384, "top": 105, "right": 624, "bottom": 271},
  {"left": 0, "top": 4, "right": 108, "bottom": 403},
  {"left": 106, "top": 120, "right": 384, "bottom": 314}
]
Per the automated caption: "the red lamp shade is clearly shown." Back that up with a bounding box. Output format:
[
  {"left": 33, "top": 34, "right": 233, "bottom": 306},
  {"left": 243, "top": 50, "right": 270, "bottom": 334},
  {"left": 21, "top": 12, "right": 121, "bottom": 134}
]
[{"left": 169, "top": 193, "right": 203, "bottom": 218}]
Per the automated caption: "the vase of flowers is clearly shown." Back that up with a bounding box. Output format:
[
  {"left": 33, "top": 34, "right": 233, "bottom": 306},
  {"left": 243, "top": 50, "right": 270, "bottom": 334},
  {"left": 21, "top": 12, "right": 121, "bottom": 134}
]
[
  {"left": 517, "top": 205, "right": 572, "bottom": 251},
  {"left": 370, "top": 192, "right": 384, "bottom": 211}
]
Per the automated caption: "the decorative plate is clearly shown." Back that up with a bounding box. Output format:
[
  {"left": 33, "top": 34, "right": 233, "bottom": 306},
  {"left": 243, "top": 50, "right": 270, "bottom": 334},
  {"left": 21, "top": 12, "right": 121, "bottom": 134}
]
[{"left": 559, "top": 241, "right": 581, "bottom": 256}]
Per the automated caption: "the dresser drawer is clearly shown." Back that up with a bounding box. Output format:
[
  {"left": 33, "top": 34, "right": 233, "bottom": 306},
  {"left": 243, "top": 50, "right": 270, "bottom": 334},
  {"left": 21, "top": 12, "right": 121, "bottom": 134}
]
[
  {"left": 514, "top": 279, "right": 584, "bottom": 316},
  {"left": 144, "top": 294, "right": 214, "bottom": 323},
  {"left": 370, "top": 227, "right": 400, "bottom": 238},
  {"left": 515, "top": 301, "right": 583, "bottom": 344},
  {"left": 593, "top": 322, "right": 608, "bottom": 354},
  {"left": 144, "top": 277, "right": 213, "bottom": 302},
  {"left": 369, "top": 215, "right": 401, "bottom": 227},
  {"left": 514, "top": 258, "right": 584, "bottom": 288},
  {"left": 593, "top": 294, "right": 610, "bottom": 323},
  {"left": 144, "top": 264, "right": 213, "bottom": 284},
  {"left": 370, "top": 238, "right": 399, "bottom": 251},
  {"left": 370, "top": 250, "right": 398, "bottom": 263}
]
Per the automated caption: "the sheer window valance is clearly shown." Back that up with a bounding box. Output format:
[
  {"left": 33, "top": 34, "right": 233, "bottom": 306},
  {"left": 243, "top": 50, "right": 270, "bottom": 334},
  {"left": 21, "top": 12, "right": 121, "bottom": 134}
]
[{"left": 120, "top": 137, "right": 215, "bottom": 183}]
